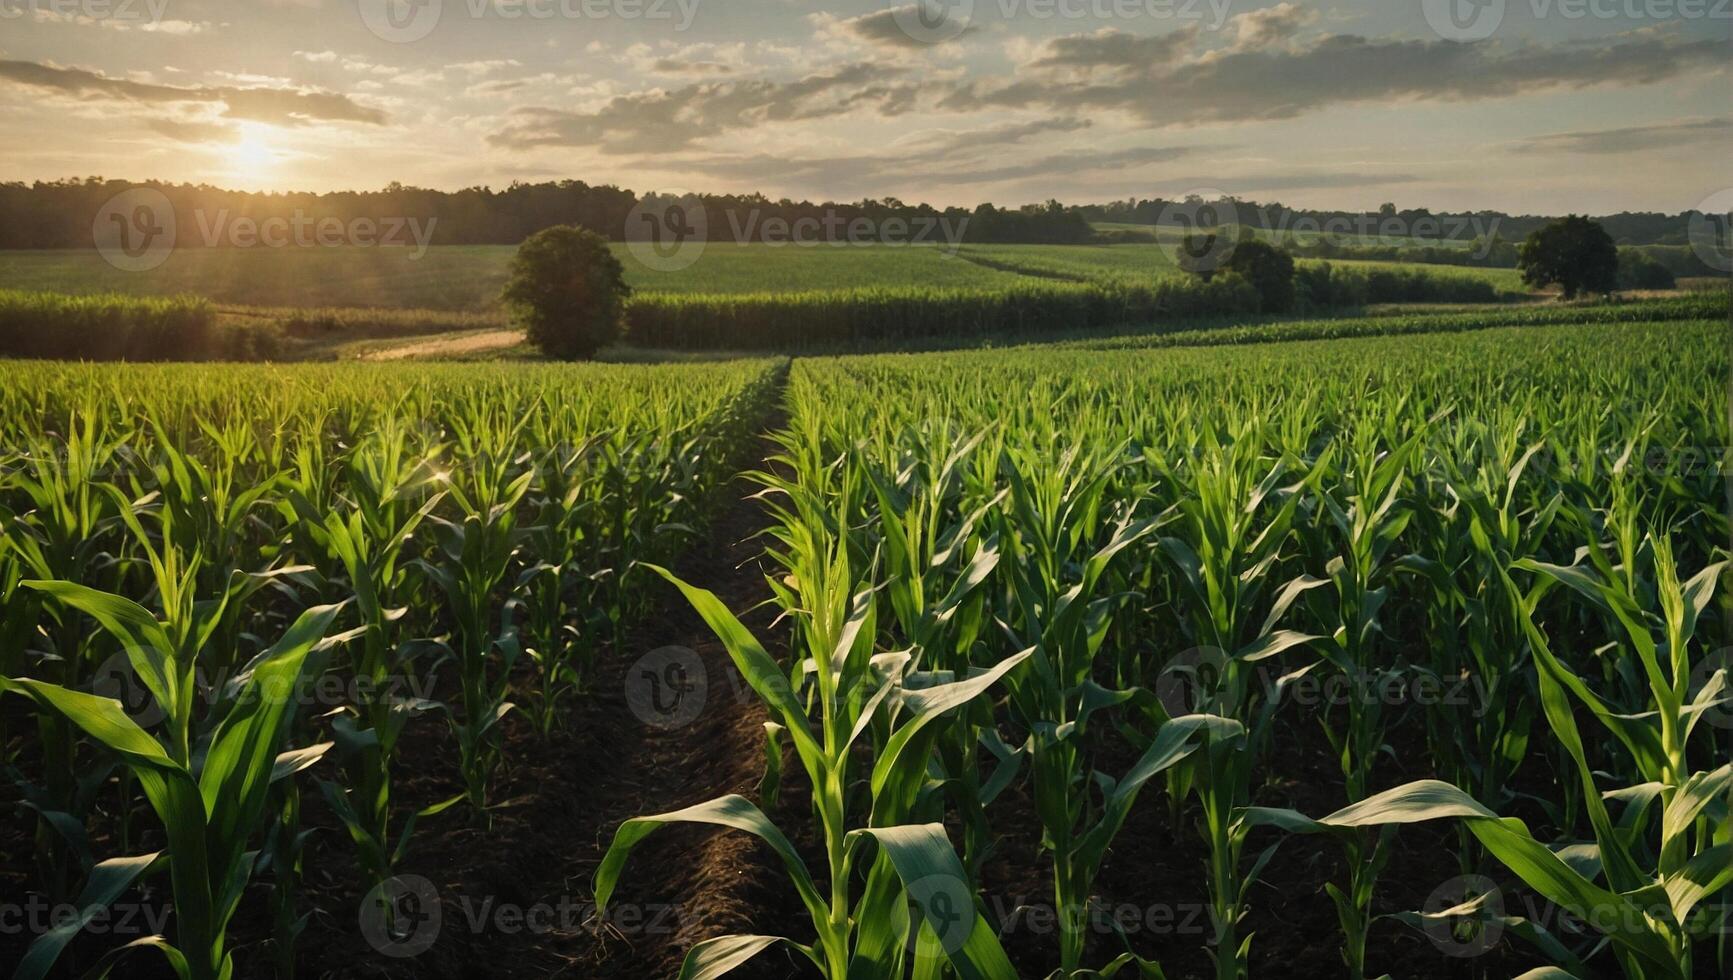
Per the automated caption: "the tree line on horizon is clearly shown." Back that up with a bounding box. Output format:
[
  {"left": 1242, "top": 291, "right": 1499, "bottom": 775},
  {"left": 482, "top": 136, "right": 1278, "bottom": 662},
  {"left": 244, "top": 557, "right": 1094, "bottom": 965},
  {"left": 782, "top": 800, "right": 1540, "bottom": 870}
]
[{"left": 0, "top": 177, "right": 1715, "bottom": 250}]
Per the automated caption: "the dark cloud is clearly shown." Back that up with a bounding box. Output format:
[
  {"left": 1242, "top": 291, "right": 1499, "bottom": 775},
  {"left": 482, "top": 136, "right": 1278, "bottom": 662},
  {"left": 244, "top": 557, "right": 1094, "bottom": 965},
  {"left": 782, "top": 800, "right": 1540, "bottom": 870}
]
[
  {"left": 651, "top": 58, "right": 736, "bottom": 76},
  {"left": 932, "top": 145, "right": 1194, "bottom": 184},
  {"left": 828, "top": 5, "right": 981, "bottom": 49},
  {"left": 901, "top": 117, "right": 1093, "bottom": 158},
  {"left": 0, "top": 59, "right": 387, "bottom": 126},
  {"left": 1510, "top": 117, "right": 1730, "bottom": 154},
  {"left": 947, "top": 29, "right": 1729, "bottom": 126}
]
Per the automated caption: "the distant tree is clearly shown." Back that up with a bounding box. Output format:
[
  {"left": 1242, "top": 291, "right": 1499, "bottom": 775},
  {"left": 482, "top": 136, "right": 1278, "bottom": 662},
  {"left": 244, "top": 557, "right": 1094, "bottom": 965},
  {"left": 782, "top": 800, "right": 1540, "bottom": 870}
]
[
  {"left": 501, "top": 225, "right": 630, "bottom": 360},
  {"left": 1378, "top": 202, "right": 1397, "bottom": 218},
  {"left": 1178, "top": 233, "right": 1220, "bottom": 281},
  {"left": 1616, "top": 248, "right": 1677, "bottom": 291},
  {"left": 1225, "top": 239, "right": 1296, "bottom": 313},
  {"left": 1517, "top": 216, "right": 1619, "bottom": 300}
]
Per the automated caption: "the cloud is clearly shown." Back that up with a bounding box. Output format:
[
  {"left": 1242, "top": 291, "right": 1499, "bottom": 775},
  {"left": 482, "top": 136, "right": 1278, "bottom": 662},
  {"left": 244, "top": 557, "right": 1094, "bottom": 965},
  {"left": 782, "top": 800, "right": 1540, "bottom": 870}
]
[
  {"left": 651, "top": 58, "right": 736, "bottom": 76},
  {"left": 1510, "top": 117, "right": 1730, "bottom": 154},
  {"left": 0, "top": 59, "right": 388, "bottom": 126},
  {"left": 26, "top": 9, "right": 215, "bottom": 34},
  {"left": 143, "top": 117, "right": 238, "bottom": 143},
  {"left": 1229, "top": 1, "right": 1318, "bottom": 51},
  {"left": 487, "top": 62, "right": 914, "bottom": 153},
  {"left": 897, "top": 117, "right": 1093, "bottom": 158},
  {"left": 634, "top": 122, "right": 1200, "bottom": 196},
  {"left": 947, "top": 25, "right": 1730, "bottom": 126},
  {"left": 814, "top": 5, "right": 981, "bottom": 50},
  {"left": 1025, "top": 26, "right": 1199, "bottom": 76}
]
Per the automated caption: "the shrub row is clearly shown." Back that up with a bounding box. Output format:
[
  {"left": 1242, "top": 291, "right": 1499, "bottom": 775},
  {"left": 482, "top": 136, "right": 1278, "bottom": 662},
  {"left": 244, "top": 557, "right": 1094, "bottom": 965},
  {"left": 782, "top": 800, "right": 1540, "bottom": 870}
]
[
  {"left": 1296, "top": 262, "right": 1504, "bottom": 309},
  {"left": 624, "top": 275, "right": 1262, "bottom": 350},
  {"left": 0, "top": 291, "right": 286, "bottom": 361}
]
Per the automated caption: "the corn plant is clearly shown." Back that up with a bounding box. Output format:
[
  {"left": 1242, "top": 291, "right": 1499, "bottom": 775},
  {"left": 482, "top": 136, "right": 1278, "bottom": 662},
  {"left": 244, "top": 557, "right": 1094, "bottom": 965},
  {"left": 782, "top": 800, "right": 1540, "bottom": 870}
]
[
  {"left": 516, "top": 432, "right": 606, "bottom": 732},
  {"left": 596, "top": 542, "right": 1030, "bottom": 979},
  {"left": 860, "top": 423, "right": 1005, "bottom": 878},
  {"left": 5, "top": 416, "right": 130, "bottom": 900},
  {"left": 990, "top": 442, "right": 1183, "bottom": 973},
  {"left": 417, "top": 406, "right": 535, "bottom": 811},
  {"left": 3, "top": 601, "right": 356, "bottom": 980},
  {"left": 1149, "top": 429, "right": 1326, "bottom": 980},
  {"left": 1294, "top": 423, "right": 1425, "bottom": 978},
  {"left": 286, "top": 417, "right": 455, "bottom": 889},
  {"left": 1245, "top": 537, "right": 1729, "bottom": 978}
]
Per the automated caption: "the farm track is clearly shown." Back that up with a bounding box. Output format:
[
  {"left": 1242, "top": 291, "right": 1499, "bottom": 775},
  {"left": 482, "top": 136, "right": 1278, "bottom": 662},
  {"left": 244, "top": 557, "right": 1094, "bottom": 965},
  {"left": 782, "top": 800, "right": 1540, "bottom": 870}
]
[{"left": 358, "top": 329, "right": 526, "bottom": 361}]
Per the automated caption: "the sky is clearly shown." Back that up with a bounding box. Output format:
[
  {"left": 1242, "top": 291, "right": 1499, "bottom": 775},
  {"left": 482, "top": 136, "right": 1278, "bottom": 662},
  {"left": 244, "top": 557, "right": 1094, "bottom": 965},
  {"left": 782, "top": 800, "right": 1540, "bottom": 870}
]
[{"left": 0, "top": 0, "right": 1728, "bottom": 213}]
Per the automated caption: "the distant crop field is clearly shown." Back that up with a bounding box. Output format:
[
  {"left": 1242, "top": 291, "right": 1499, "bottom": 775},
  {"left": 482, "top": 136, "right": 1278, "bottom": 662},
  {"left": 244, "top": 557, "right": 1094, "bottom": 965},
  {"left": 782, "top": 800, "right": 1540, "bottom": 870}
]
[
  {"left": 0, "top": 244, "right": 1031, "bottom": 311},
  {"left": 957, "top": 243, "right": 1526, "bottom": 292},
  {"left": 1090, "top": 221, "right": 1487, "bottom": 250},
  {"left": 0, "top": 242, "right": 1525, "bottom": 312}
]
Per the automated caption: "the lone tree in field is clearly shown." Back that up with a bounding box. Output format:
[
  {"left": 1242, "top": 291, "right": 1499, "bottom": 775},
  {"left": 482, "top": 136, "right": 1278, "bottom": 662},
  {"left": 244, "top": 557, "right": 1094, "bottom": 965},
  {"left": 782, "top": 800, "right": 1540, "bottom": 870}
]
[
  {"left": 1517, "top": 215, "right": 1618, "bottom": 300},
  {"left": 1225, "top": 239, "right": 1296, "bottom": 313},
  {"left": 502, "top": 225, "right": 631, "bottom": 360}
]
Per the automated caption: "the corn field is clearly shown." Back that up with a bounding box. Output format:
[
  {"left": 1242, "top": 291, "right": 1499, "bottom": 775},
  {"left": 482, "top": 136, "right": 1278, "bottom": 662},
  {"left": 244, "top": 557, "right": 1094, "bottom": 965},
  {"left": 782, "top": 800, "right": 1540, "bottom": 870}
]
[
  {"left": 1, "top": 312, "right": 1729, "bottom": 979},
  {"left": 604, "top": 316, "right": 1730, "bottom": 979},
  {"left": 0, "top": 359, "right": 783, "bottom": 979}
]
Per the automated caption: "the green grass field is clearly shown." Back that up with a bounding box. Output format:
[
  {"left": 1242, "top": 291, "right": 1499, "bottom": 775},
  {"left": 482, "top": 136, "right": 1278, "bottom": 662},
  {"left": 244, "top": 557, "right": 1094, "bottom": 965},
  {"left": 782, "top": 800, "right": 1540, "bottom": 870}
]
[
  {"left": 0, "top": 244, "right": 1033, "bottom": 311},
  {"left": 0, "top": 242, "right": 1524, "bottom": 312}
]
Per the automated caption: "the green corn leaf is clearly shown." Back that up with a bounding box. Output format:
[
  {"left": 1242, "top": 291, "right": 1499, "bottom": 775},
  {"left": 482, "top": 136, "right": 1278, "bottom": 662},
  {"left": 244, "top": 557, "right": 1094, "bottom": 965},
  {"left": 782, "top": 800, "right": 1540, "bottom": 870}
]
[
  {"left": 676, "top": 935, "right": 820, "bottom": 980},
  {"left": 595, "top": 795, "right": 828, "bottom": 930},
  {"left": 12, "top": 851, "right": 165, "bottom": 980}
]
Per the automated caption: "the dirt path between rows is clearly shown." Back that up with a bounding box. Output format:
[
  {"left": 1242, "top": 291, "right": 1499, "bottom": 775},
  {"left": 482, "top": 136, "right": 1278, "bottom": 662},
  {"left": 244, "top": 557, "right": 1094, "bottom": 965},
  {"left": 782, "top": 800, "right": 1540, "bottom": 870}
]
[
  {"left": 287, "top": 398, "right": 807, "bottom": 980},
  {"left": 359, "top": 329, "right": 526, "bottom": 361}
]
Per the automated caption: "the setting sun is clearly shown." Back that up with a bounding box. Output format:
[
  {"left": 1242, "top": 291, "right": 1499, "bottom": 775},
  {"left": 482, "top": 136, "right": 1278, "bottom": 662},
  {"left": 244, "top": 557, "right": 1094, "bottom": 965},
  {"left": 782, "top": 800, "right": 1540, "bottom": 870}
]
[{"left": 220, "top": 125, "right": 280, "bottom": 173}]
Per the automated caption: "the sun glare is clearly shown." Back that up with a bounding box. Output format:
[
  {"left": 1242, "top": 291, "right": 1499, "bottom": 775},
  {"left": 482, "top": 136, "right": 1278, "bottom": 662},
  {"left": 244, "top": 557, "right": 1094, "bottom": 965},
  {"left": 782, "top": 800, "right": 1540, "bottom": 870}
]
[{"left": 221, "top": 125, "right": 280, "bottom": 172}]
